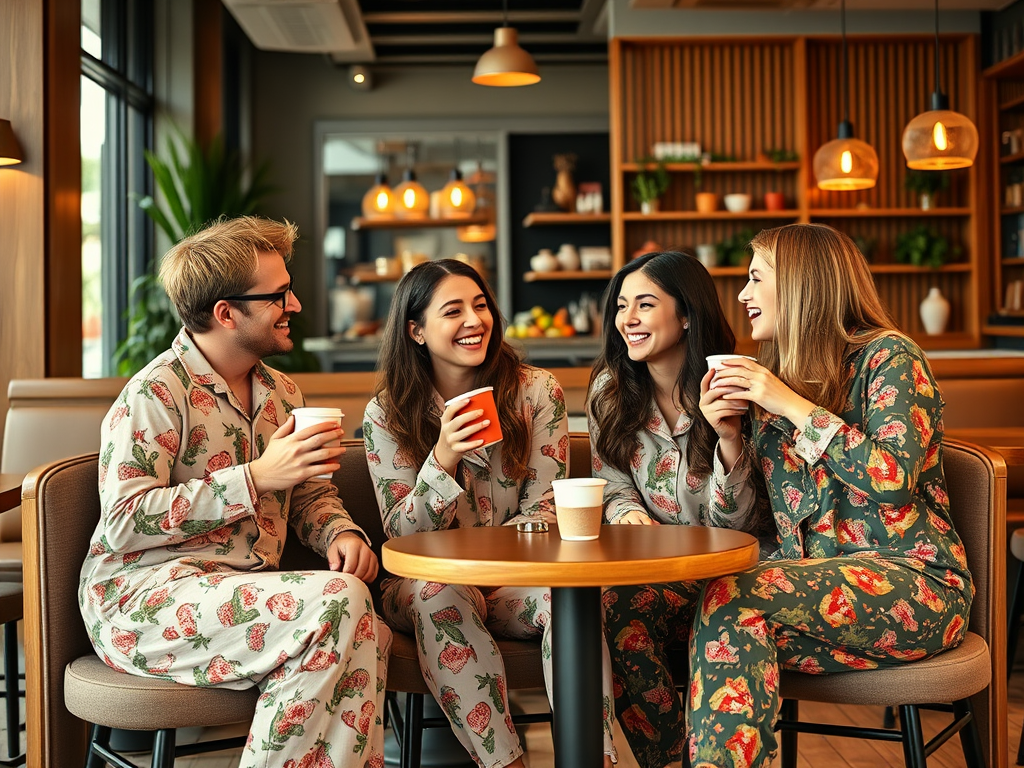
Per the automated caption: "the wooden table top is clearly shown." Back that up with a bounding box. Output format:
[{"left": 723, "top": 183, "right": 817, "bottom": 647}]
[
  {"left": 382, "top": 524, "right": 759, "bottom": 587},
  {"left": 0, "top": 473, "right": 24, "bottom": 514},
  {"left": 947, "top": 428, "right": 1024, "bottom": 465}
]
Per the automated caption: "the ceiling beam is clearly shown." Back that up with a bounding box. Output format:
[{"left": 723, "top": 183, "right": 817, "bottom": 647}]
[{"left": 362, "top": 11, "right": 583, "bottom": 24}]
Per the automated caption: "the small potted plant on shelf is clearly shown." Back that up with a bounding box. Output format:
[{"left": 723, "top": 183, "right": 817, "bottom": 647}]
[
  {"left": 894, "top": 225, "right": 960, "bottom": 268},
  {"left": 717, "top": 227, "right": 756, "bottom": 268},
  {"left": 903, "top": 169, "right": 950, "bottom": 211},
  {"left": 693, "top": 163, "right": 719, "bottom": 214},
  {"left": 632, "top": 159, "right": 669, "bottom": 214}
]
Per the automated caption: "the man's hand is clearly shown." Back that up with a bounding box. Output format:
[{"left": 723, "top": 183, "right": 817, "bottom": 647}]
[
  {"left": 249, "top": 415, "right": 345, "bottom": 496},
  {"left": 327, "top": 532, "right": 379, "bottom": 582}
]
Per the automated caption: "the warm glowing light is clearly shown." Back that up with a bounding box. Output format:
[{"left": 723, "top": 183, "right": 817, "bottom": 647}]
[
  {"left": 840, "top": 150, "right": 852, "bottom": 174},
  {"left": 439, "top": 171, "right": 477, "bottom": 218},
  {"left": 361, "top": 174, "right": 395, "bottom": 219},
  {"left": 403, "top": 188, "right": 416, "bottom": 208},
  {"left": 813, "top": 136, "right": 878, "bottom": 191},
  {"left": 376, "top": 190, "right": 390, "bottom": 209},
  {"left": 472, "top": 27, "right": 540, "bottom": 87},
  {"left": 450, "top": 187, "right": 463, "bottom": 207},
  {"left": 932, "top": 121, "right": 948, "bottom": 151},
  {"left": 353, "top": 73, "right": 365, "bottom": 84},
  {"left": 394, "top": 171, "right": 429, "bottom": 219},
  {"left": 902, "top": 109, "right": 978, "bottom": 169}
]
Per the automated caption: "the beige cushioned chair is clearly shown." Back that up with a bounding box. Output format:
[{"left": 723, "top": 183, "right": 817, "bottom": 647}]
[{"left": 775, "top": 438, "right": 1006, "bottom": 767}]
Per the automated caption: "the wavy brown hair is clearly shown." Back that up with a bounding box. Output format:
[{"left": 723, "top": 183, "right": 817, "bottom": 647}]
[
  {"left": 374, "top": 259, "right": 531, "bottom": 480},
  {"left": 749, "top": 223, "right": 901, "bottom": 414},
  {"left": 587, "top": 251, "right": 736, "bottom": 476}
]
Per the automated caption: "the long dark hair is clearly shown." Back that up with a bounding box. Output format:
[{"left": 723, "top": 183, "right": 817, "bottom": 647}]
[
  {"left": 374, "top": 259, "right": 530, "bottom": 480},
  {"left": 587, "top": 251, "right": 736, "bottom": 476}
]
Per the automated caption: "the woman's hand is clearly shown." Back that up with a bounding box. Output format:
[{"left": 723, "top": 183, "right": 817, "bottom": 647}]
[
  {"left": 614, "top": 510, "right": 660, "bottom": 525},
  {"left": 710, "top": 358, "right": 816, "bottom": 426},
  {"left": 699, "top": 369, "right": 747, "bottom": 442},
  {"left": 433, "top": 399, "right": 490, "bottom": 476}
]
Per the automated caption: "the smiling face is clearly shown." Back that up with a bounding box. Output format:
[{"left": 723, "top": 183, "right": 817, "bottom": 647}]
[
  {"left": 615, "top": 270, "right": 686, "bottom": 369},
  {"left": 738, "top": 251, "right": 777, "bottom": 342},
  {"left": 409, "top": 274, "right": 493, "bottom": 377},
  {"left": 233, "top": 250, "right": 302, "bottom": 360}
]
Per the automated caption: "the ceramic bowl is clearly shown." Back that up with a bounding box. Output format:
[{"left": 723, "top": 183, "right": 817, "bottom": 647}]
[
  {"left": 724, "top": 193, "right": 752, "bottom": 213},
  {"left": 531, "top": 252, "right": 559, "bottom": 272}
]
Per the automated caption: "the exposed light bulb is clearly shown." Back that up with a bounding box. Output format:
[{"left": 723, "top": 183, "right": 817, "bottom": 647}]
[
  {"left": 376, "top": 189, "right": 389, "bottom": 209},
  {"left": 840, "top": 150, "right": 852, "bottom": 174},
  {"left": 403, "top": 188, "right": 416, "bottom": 209},
  {"left": 450, "top": 186, "right": 463, "bottom": 207},
  {"left": 353, "top": 72, "right": 365, "bottom": 84},
  {"left": 932, "top": 121, "right": 948, "bottom": 151}
]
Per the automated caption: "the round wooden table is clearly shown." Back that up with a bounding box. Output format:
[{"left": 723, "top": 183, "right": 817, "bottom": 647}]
[{"left": 383, "top": 523, "right": 759, "bottom": 768}]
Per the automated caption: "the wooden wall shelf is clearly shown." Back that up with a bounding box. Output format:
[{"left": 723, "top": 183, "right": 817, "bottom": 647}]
[
  {"left": 350, "top": 216, "right": 489, "bottom": 231},
  {"left": 523, "top": 270, "right": 613, "bottom": 282},
  {"left": 610, "top": 35, "right": 982, "bottom": 348},
  {"left": 984, "top": 49, "right": 1024, "bottom": 80},
  {"left": 1001, "top": 93, "right": 1024, "bottom": 111},
  {"left": 1000, "top": 151, "right": 1024, "bottom": 166},
  {"left": 522, "top": 212, "right": 611, "bottom": 227}
]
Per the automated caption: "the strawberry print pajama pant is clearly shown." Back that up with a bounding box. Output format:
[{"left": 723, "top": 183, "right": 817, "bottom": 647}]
[
  {"left": 89, "top": 567, "right": 392, "bottom": 768},
  {"left": 602, "top": 581, "right": 705, "bottom": 768},
  {"left": 381, "top": 578, "right": 617, "bottom": 768},
  {"left": 687, "top": 558, "right": 970, "bottom": 768}
]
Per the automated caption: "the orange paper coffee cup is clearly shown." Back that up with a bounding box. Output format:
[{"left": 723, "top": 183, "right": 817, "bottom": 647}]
[{"left": 445, "top": 386, "right": 503, "bottom": 448}]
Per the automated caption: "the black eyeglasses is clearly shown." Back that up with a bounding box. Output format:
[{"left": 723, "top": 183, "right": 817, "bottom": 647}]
[{"left": 221, "top": 281, "right": 293, "bottom": 311}]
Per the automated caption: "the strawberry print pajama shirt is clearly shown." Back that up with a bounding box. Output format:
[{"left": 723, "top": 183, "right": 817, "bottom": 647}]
[
  {"left": 363, "top": 367, "right": 618, "bottom": 768},
  {"left": 80, "top": 330, "right": 392, "bottom": 768},
  {"left": 687, "top": 334, "right": 972, "bottom": 768},
  {"left": 588, "top": 372, "right": 759, "bottom": 768}
]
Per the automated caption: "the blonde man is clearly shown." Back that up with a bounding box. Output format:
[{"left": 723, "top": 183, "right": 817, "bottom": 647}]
[{"left": 80, "top": 215, "right": 391, "bottom": 768}]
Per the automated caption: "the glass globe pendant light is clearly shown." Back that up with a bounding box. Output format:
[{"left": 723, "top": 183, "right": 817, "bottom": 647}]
[
  {"left": 472, "top": 0, "right": 540, "bottom": 87},
  {"left": 440, "top": 141, "right": 477, "bottom": 218},
  {"left": 812, "top": 0, "right": 878, "bottom": 191},
  {"left": 361, "top": 144, "right": 395, "bottom": 219},
  {"left": 901, "top": 0, "right": 978, "bottom": 170},
  {"left": 394, "top": 146, "right": 429, "bottom": 219}
]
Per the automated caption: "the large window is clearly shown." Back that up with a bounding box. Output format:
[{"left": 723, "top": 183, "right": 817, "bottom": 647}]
[{"left": 80, "top": 0, "right": 153, "bottom": 377}]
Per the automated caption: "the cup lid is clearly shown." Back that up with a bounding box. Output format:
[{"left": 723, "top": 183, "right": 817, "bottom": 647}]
[{"left": 444, "top": 386, "right": 494, "bottom": 406}]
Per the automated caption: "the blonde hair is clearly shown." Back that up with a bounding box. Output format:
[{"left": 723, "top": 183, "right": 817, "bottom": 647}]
[
  {"left": 159, "top": 216, "right": 298, "bottom": 332},
  {"left": 750, "top": 223, "right": 901, "bottom": 414}
]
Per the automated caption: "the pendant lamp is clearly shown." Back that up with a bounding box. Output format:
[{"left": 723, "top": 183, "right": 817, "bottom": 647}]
[
  {"left": 394, "top": 146, "right": 429, "bottom": 219},
  {"left": 0, "top": 120, "right": 23, "bottom": 166},
  {"left": 472, "top": 0, "right": 540, "bottom": 87},
  {"left": 361, "top": 174, "right": 394, "bottom": 219},
  {"left": 901, "top": 0, "right": 978, "bottom": 170},
  {"left": 440, "top": 141, "right": 477, "bottom": 219},
  {"left": 812, "top": 0, "right": 878, "bottom": 191}
]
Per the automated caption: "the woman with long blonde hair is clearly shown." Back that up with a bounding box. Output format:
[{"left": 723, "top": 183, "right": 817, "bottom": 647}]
[{"left": 686, "top": 224, "right": 972, "bottom": 768}]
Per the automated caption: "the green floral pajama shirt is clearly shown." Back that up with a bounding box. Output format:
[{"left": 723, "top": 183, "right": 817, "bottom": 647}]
[
  {"left": 688, "top": 334, "right": 972, "bottom": 768},
  {"left": 80, "top": 330, "right": 391, "bottom": 768},
  {"left": 364, "top": 367, "right": 618, "bottom": 767}
]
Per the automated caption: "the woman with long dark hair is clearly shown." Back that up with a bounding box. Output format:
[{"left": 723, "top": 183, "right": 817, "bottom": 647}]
[
  {"left": 364, "top": 259, "right": 619, "bottom": 768},
  {"left": 590, "top": 250, "right": 759, "bottom": 768}
]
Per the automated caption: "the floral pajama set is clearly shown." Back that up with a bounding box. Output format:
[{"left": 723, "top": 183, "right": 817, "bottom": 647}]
[
  {"left": 363, "top": 367, "right": 618, "bottom": 768},
  {"left": 589, "top": 373, "right": 758, "bottom": 768},
  {"left": 80, "top": 330, "right": 392, "bottom": 768},
  {"left": 687, "top": 334, "right": 973, "bottom": 768}
]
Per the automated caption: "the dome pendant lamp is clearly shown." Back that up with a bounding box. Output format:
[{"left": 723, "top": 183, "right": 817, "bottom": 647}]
[
  {"left": 901, "top": 0, "right": 978, "bottom": 170},
  {"left": 394, "top": 145, "right": 429, "bottom": 220},
  {"left": 812, "top": 0, "right": 878, "bottom": 191},
  {"left": 472, "top": 0, "right": 540, "bottom": 87}
]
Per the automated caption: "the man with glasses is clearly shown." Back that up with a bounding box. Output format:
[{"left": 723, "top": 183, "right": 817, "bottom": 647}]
[{"left": 80, "top": 215, "right": 391, "bottom": 768}]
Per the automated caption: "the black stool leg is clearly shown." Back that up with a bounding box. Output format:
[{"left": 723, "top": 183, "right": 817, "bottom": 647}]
[
  {"left": 402, "top": 693, "right": 424, "bottom": 768},
  {"left": 883, "top": 705, "right": 897, "bottom": 729},
  {"left": 3, "top": 622, "right": 17, "bottom": 760},
  {"left": 779, "top": 699, "right": 798, "bottom": 768},
  {"left": 952, "top": 698, "right": 985, "bottom": 768},
  {"left": 898, "top": 705, "right": 927, "bottom": 768},
  {"left": 152, "top": 728, "right": 176, "bottom": 768},
  {"left": 1010, "top": 559, "right": 1024, "bottom": 680},
  {"left": 86, "top": 724, "right": 111, "bottom": 768}
]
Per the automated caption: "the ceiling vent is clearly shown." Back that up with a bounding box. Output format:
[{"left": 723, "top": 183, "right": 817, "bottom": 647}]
[{"left": 222, "top": 0, "right": 375, "bottom": 58}]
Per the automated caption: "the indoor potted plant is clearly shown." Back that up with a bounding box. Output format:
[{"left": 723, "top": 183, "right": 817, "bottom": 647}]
[
  {"left": 717, "top": 227, "right": 756, "bottom": 268},
  {"left": 894, "top": 225, "right": 960, "bottom": 268},
  {"left": 903, "top": 169, "right": 950, "bottom": 210},
  {"left": 693, "top": 161, "right": 718, "bottom": 213},
  {"left": 631, "top": 160, "right": 670, "bottom": 214}
]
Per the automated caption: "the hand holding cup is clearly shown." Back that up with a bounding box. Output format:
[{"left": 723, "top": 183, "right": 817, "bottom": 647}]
[
  {"left": 435, "top": 387, "right": 503, "bottom": 476},
  {"left": 708, "top": 356, "right": 816, "bottom": 424},
  {"left": 250, "top": 411, "right": 345, "bottom": 495}
]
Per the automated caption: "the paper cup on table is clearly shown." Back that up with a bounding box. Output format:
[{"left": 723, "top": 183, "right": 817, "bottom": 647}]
[
  {"left": 444, "top": 386, "right": 503, "bottom": 448},
  {"left": 706, "top": 355, "right": 757, "bottom": 410},
  {"left": 290, "top": 407, "right": 344, "bottom": 479},
  {"left": 552, "top": 478, "right": 607, "bottom": 541}
]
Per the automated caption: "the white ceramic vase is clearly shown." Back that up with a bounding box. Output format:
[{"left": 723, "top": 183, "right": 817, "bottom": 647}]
[{"left": 919, "top": 287, "right": 950, "bottom": 335}]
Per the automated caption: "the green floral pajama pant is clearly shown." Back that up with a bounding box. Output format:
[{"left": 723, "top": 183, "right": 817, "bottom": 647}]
[
  {"left": 84, "top": 567, "right": 392, "bottom": 768},
  {"left": 688, "top": 557, "right": 971, "bottom": 768},
  {"left": 603, "top": 581, "right": 704, "bottom": 768},
  {"left": 381, "top": 577, "right": 618, "bottom": 768}
]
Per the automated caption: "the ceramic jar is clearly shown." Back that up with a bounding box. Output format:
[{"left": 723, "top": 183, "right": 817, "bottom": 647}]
[
  {"left": 695, "top": 243, "right": 719, "bottom": 269},
  {"left": 557, "top": 244, "right": 581, "bottom": 271},
  {"left": 919, "top": 287, "right": 950, "bottom": 335},
  {"left": 531, "top": 249, "right": 559, "bottom": 272}
]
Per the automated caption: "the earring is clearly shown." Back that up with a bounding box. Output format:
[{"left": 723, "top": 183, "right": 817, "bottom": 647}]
[{"left": 683, "top": 322, "right": 689, "bottom": 330}]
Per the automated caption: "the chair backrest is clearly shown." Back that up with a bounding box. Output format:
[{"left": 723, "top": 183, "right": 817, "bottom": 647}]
[
  {"left": 22, "top": 453, "right": 101, "bottom": 768},
  {"left": 569, "top": 432, "right": 592, "bottom": 479},
  {"left": 1, "top": 378, "right": 125, "bottom": 541}
]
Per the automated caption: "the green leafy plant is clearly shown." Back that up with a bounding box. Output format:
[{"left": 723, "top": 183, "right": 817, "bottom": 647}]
[
  {"left": 114, "top": 129, "right": 282, "bottom": 375},
  {"left": 762, "top": 148, "right": 799, "bottom": 163},
  {"left": 717, "top": 227, "right": 757, "bottom": 267},
  {"left": 903, "top": 169, "right": 950, "bottom": 197},
  {"left": 894, "top": 226, "right": 961, "bottom": 269},
  {"left": 631, "top": 159, "right": 670, "bottom": 205}
]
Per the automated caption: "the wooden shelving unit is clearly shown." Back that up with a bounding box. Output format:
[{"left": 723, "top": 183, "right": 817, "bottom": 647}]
[
  {"left": 523, "top": 270, "right": 613, "bottom": 282},
  {"left": 522, "top": 212, "right": 611, "bottom": 227},
  {"left": 609, "top": 35, "right": 981, "bottom": 348},
  {"left": 350, "top": 215, "right": 489, "bottom": 231}
]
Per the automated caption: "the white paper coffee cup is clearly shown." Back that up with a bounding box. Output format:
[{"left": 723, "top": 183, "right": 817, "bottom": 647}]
[
  {"left": 552, "top": 478, "right": 607, "bottom": 541},
  {"left": 291, "top": 407, "right": 344, "bottom": 479},
  {"left": 706, "top": 355, "right": 756, "bottom": 410}
]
